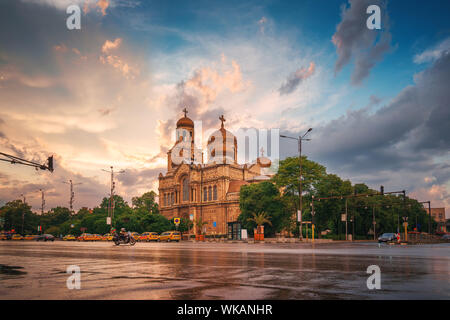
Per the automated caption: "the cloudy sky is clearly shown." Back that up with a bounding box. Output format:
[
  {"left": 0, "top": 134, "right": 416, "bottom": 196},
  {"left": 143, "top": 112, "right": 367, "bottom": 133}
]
[{"left": 0, "top": 0, "right": 449, "bottom": 217}]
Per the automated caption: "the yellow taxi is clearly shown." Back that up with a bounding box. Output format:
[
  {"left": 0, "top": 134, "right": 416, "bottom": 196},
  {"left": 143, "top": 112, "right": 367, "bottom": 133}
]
[
  {"left": 102, "top": 233, "right": 113, "bottom": 241},
  {"left": 77, "top": 233, "right": 94, "bottom": 241},
  {"left": 159, "top": 231, "right": 181, "bottom": 242},
  {"left": 11, "top": 234, "right": 24, "bottom": 240},
  {"left": 63, "top": 234, "right": 76, "bottom": 241},
  {"left": 92, "top": 234, "right": 103, "bottom": 241},
  {"left": 131, "top": 232, "right": 140, "bottom": 240},
  {"left": 139, "top": 232, "right": 159, "bottom": 242},
  {"left": 24, "top": 235, "right": 38, "bottom": 240},
  {"left": 0, "top": 233, "right": 8, "bottom": 240}
]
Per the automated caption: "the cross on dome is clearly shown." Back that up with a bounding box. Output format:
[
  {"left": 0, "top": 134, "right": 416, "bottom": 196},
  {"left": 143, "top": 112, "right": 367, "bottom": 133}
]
[
  {"left": 182, "top": 107, "right": 188, "bottom": 117},
  {"left": 219, "top": 115, "right": 226, "bottom": 128}
]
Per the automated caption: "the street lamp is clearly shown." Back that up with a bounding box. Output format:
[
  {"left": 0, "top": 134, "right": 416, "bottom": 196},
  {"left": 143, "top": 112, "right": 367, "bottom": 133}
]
[{"left": 280, "top": 128, "right": 313, "bottom": 240}]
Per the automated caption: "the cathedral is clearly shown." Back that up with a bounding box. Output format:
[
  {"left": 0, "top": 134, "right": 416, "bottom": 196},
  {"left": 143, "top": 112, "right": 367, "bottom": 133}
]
[{"left": 158, "top": 109, "right": 273, "bottom": 239}]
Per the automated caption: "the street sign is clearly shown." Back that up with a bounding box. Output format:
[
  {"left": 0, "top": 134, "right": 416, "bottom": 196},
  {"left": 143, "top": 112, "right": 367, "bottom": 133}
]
[
  {"left": 174, "top": 217, "right": 180, "bottom": 225},
  {"left": 341, "top": 214, "right": 347, "bottom": 222},
  {"left": 189, "top": 214, "right": 194, "bottom": 221},
  {"left": 297, "top": 210, "right": 301, "bottom": 222},
  {"left": 70, "top": 224, "right": 74, "bottom": 228},
  {"left": 213, "top": 221, "right": 216, "bottom": 227},
  {"left": 106, "top": 217, "right": 111, "bottom": 225}
]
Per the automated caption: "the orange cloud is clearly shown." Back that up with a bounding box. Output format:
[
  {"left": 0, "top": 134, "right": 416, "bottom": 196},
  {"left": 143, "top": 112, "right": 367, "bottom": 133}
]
[
  {"left": 53, "top": 44, "right": 68, "bottom": 52},
  {"left": 102, "top": 38, "right": 122, "bottom": 53},
  {"left": 82, "top": 0, "right": 109, "bottom": 16},
  {"left": 97, "top": 0, "right": 109, "bottom": 16}
]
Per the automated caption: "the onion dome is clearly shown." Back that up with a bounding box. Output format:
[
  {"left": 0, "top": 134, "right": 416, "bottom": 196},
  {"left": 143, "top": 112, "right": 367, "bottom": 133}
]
[
  {"left": 176, "top": 113, "right": 194, "bottom": 128},
  {"left": 207, "top": 115, "right": 237, "bottom": 163}
]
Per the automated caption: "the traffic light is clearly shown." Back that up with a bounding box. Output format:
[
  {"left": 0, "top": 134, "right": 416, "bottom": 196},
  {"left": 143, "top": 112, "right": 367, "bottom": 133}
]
[
  {"left": 47, "top": 156, "right": 54, "bottom": 172},
  {"left": 380, "top": 185, "right": 384, "bottom": 195}
]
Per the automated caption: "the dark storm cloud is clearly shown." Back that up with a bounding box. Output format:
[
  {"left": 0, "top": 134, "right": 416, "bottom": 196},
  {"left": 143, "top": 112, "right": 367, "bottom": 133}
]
[
  {"left": 280, "top": 51, "right": 450, "bottom": 187},
  {"left": 332, "top": 0, "right": 391, "bottom": 85}
]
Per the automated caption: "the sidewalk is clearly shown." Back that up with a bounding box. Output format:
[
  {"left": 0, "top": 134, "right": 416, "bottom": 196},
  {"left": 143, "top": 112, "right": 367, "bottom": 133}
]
[{"left": 187, "top": 237, "right": 336, "bottom": 244}]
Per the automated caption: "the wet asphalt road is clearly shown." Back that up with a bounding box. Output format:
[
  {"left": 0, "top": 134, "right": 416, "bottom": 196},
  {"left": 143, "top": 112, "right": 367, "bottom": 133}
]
[{"left": 0, "top": 241, "right": 449, "bottom": 299}]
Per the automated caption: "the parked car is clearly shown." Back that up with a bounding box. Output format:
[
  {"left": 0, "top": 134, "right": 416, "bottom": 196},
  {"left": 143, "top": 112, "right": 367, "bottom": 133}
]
[
  {"left": 139, "top": 232, "right": 159, "bottom": 242},
  {"left": 0, "top": 232, "right": 12, "bottom": 240},
  {"left": 378, "top": 233, "right": 397, "bottom": 243},
  {"left": 24, "top": 235, "right": 39, "bottom": 240},
  {"left": 102, "top": 233, "right": 113, "bottom": 241},
  {"left": 11, "top": 234, "right": 24, "bottom": 240},
  {"left": 159, "top": 231, "right": 181, "bottom": 242},
  {"left": 77, "top": 233, "right": 94, "bottom": 241},
  {"left": 63, "top": 234, "right": 76, "bottom": 241},
  {"left": 131, "top": 232, "right": 140, "bottom": 240},
  {"left": 92, "top": 234, "right": 103, "bottom": 241},
  {"left": 36, "top": 234, "right": 55, "bottom": 241},
  {"left": 441, "top": 234, "right": 450, "bottom": 241}
]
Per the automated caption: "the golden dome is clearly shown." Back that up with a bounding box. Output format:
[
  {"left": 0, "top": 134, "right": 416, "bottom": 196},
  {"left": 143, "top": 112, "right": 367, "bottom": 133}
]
[{"left": 176, "top": 116, "right": 194, "bottom": 128}]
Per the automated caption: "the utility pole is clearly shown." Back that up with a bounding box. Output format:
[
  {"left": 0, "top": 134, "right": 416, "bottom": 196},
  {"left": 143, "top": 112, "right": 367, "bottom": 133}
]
[
  {"left": 372, "top": 205, "right": 376, "bottom": 241},
  {"left": 280, "top": 128, "right": 312, "bottom": 240},
  {"left": 345, "top": 198, "right": 348, "bottom": 241},
  {"left": 20, "top": 193, "right": 26, "bottom": 234},
  {"left": 40, "top": 189, "right": 45, "bottom": 215},
  {"left": 62, "top": 180, "right": 82, "bottom": 214},
  {"left": 102, "top": 166, "right": 125, "bottom": 224},
  {"left": 311, "top": 195, "right": 315, "bottom": 243}
]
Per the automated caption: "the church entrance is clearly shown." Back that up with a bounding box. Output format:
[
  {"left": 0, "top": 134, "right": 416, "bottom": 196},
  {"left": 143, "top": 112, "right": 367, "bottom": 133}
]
[{"left": 227, "top": 222, "right": 241, "bottom": 240}]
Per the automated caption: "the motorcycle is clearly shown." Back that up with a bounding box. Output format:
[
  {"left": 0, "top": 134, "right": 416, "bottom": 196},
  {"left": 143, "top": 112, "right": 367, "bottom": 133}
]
[{"left": 113, "top": 231, "right": 136, "bottom": 246}]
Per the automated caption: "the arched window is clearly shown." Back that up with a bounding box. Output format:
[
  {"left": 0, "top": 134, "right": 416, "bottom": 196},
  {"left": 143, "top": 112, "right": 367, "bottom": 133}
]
[
  {"left": 183, "top": 177, "right": 189, "bottom": 202},
  {"left": 213, "top": 185, "right": 217, "bottom": 200},
  {"left": 203, "top": 187, "right": 207, "bottom": 201},
  {"left": 208, "top": 186, "right": 212, "bottom": 201}
]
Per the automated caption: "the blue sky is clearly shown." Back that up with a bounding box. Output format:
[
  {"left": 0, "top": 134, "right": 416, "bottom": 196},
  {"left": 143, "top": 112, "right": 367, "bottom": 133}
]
[{"left": 0, "top": 0, "right": 449, "bottom": 216}]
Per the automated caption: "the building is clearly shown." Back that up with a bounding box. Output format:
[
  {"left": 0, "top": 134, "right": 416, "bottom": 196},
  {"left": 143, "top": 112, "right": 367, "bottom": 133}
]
[
  {"left": 424, "top": 207, "right": 447, "bottom": 233},
  {"left": 158, "top": 109, "right": 273, "bottom": 238}
]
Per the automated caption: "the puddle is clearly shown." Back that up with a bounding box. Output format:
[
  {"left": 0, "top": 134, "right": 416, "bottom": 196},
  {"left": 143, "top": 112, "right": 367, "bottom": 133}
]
[{"left": 0, "top": 264, "right": 27, "bottom": 276}]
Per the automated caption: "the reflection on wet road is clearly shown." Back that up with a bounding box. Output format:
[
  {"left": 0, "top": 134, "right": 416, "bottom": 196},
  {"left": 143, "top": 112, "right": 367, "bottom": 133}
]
[{"left": 0, "top": 241, "right": 449, "bottom": 299}]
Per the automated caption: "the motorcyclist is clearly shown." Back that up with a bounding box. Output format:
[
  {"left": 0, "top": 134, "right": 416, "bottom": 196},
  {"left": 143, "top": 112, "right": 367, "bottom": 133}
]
[{"left": 119, "top": 228, "right": 128, "bottom": 241}]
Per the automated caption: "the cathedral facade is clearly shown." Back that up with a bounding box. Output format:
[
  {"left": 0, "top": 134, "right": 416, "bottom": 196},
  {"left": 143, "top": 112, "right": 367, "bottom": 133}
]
[{"left": 158, "top": 109, "right": 272, "bottom": 237}]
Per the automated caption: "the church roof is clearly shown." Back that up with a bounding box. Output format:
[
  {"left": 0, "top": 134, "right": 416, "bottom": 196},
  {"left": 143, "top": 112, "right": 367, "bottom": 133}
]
[{"left": 227, "top": 180, "right": 249, "bottom": 193}]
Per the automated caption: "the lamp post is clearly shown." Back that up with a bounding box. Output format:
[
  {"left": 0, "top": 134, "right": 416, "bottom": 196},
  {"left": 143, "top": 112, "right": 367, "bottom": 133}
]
[
  {"left": 280, "top": 128, "right": 312, "bottom": 240},
  {"left": 419, "top": 201, "right": 432, "bottom": 235}
]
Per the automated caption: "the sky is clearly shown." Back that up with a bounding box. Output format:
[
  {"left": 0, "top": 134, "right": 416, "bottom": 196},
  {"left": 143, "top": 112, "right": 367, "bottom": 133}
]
[{"left": 0, "top": 0, "right": 449, "bottom": 218}]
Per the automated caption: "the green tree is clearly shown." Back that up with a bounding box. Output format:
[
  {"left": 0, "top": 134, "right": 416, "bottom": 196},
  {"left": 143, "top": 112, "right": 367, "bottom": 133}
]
[
  {"left": 0, "top": 200, "right": 37, "bottom": 234},
  {"left": 238, "top": 181, "right": 288, "bottom": 236},
  {"left": 247, "top": 212, "right": 272, "bottom": 228},
  {"left": 132, "top": 191, "right": 159, "bottom": 214}
]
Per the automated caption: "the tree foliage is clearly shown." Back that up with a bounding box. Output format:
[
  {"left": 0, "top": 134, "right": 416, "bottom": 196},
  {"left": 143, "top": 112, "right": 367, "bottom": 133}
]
[{"left": 238, "top": 182, "right": 289, "bottom": 236}]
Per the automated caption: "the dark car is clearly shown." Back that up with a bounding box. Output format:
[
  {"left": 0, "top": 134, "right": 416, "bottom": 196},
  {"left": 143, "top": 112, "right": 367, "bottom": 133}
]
[
  {"left": 378, "top": 233, "right": 397, "bottom": 243},
  {"left": 36, "top": 234, "right": 55, "bottom": 242},
  {"left": 441, "top": 234, "right": 450, "bottom": 241}
]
